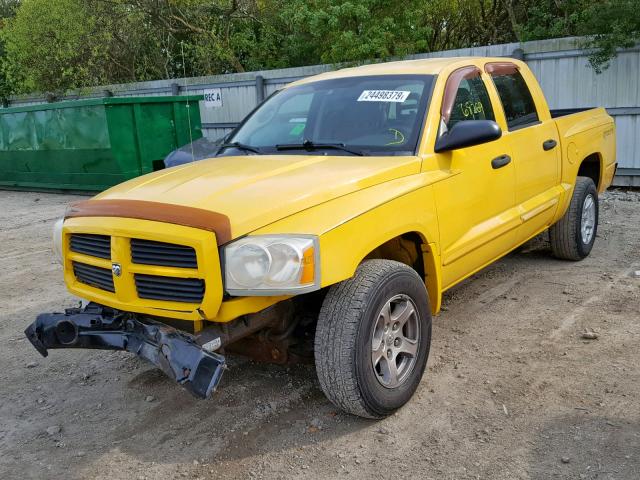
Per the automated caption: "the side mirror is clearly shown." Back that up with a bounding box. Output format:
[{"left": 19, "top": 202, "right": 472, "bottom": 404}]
[{"left": 434, "top": 120, "right": 502, "bottom": 153}]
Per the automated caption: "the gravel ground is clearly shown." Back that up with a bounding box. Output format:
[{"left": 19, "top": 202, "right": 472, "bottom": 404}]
[{"left": 0, "top": 188, "right": 638, "bottom": 480}]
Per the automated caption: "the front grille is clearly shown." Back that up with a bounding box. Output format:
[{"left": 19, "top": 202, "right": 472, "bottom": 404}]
[
  {"left": 134, "top": 274, "right": 205, "bottom": 303},
  {"left": 130, "top": 239, "right": 197, "bottom": 268},
  {"left": 69, "top": 234, "right": 111, "bottom": 259},
  {"left": 73, "top": 261, "right": 115, "bottom": 292}
]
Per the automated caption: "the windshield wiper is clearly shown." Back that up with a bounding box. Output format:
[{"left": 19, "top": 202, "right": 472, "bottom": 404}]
[
  {"left": 216, "top": 142, "right": 261, "bottom": 155},
  {"left": 275, "top": 139, "right": 366, "bottom": 156}
]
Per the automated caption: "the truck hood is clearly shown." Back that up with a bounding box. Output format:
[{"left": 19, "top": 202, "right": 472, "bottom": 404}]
[{"left": 95, "top": 154, "right": 422, "bottom": 239}]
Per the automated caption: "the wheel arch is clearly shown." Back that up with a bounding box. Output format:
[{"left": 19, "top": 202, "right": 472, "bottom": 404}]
[
  {"left": 320, "top": 227, "right": 442, "bottom": 315},
  {"left": 577, "top": 152, "right": 603, "bottom": 191}
]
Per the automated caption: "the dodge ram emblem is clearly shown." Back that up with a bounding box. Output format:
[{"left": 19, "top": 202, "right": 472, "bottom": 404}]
[{"left": 111, "top": 263, "right": 122, "bottom": 277}]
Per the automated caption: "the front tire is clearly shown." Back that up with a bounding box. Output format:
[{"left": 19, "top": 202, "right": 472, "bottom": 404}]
[
  {"left": 549, "top": 176, "right": 599, "bottom": 261},
  {"left": 314, "top": 260, "right": 432, "bottom": 418}
]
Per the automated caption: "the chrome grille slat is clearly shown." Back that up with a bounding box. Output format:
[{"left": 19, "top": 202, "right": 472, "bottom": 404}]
[
  {"left": 131, "top": 255, "right": 196, "bottom": 267},
  {"left": 73, "top": 261, "right": 115, "bottom": 292},
  {"left": 130, "top": 239, "right": 197, "bottom": 268},
  {"left": 134, "top": 281, "right": 204, "bottom": 293},
  {"left": 134, "top": 275, "right": 204, "bottom": 287},
  {"left": 70, "top": 244, "right": 110, "bottom": 258},
  {"left": 131, "top": 244, "right": 195, "bottom": 254},
  {"left": 71, "top": 237, "right": 111, "bottom": 247},
  {"left": 134, "top": 274, "right": 204, "bottom": 303},
  {"left": 69, "top": 234, "right": 111, "bottom": 259}
]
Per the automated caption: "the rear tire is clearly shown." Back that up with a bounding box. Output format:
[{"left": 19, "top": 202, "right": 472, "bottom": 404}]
[
  {"left": 549, "top": 176, "right": 598, "bottom": 261},
  {"left": 314, "top": 260, "right": 431, "bottom": 418}
]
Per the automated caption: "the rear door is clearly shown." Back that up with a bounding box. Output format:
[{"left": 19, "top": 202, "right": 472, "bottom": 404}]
[{"left": 486, "top": 63, "right": 561, "bottom": 243}]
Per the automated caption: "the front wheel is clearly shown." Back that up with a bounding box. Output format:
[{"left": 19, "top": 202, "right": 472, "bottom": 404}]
[
  {"left": 549, "top": 176, "right": 599, "bottom": 261},
  {"left": 314, "top": 260, "right": 432, "bottom": 418}
]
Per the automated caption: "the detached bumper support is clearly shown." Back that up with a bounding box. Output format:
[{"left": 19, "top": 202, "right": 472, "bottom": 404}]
[{"left": 24, "top": 305, "right": 225, "bottom": 399}]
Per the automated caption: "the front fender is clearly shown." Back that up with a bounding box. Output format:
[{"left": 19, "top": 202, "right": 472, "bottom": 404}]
[{"left": 254, "top": 172, "right": 445, "bottom": 312}]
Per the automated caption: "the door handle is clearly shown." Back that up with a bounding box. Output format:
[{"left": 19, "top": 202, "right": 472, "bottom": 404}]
[
  {"left": 543, "top": 139, "right": 557, "bottom": 151},
  {"left": 491, "top": 154, "right": 511, "bottom": 169}
]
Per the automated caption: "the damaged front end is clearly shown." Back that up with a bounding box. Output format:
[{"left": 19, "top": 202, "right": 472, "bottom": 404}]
[{"left": 24, "top": 304, "right": 225, "bottom": 399}]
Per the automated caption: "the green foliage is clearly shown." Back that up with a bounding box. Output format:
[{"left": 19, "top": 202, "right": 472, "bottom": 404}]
[
  {"left": 2, "top": 0, "right": 111, "bottom": 93},
  {"left": 278, "top": 0, "right": 426, "bottom": 64},
  {"left": 0, "top": 0, "right": 637, "bottom": 95},
  {"left": 520, "top": 0, "right": 640, "bottom": 72},
  {"left": 578, "top": 0, "right": 640, "bottom": 73},
  {"left": 274, "top": 0, "right": 518, "bottom": 65}
]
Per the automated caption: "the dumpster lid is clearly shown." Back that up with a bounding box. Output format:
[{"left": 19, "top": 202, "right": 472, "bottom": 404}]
[{"left": 0, "top": 95, "right": 204, "bottom": 114}]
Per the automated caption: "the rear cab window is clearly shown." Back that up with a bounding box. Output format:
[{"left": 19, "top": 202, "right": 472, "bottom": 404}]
[{"left": 487, "top": 64, "right": 539, "bottom": 130}]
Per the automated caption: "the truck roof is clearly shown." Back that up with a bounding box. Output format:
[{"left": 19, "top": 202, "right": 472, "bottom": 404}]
[{"left": 289, "top": 56, "right": 510, "bottom": 87}]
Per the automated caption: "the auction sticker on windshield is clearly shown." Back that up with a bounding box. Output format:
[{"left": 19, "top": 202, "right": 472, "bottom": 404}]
[{"left": 357, "top": 90, "right": 410, "bottom": 102}]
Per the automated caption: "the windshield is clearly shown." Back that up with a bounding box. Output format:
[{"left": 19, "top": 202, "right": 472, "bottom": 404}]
[{"left": 226, "top": 74, "right": 435, "bottom": 156}]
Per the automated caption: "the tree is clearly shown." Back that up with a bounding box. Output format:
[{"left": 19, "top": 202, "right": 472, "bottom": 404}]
[
  {"left": 578, "top": 0, "right": 640, "bottom": 72},
  {"left": 273, "top": 0, "right": 512, "bottom": 66},
  {"left": 0, "top": 0, "right": 19, "bottom": 100},
  {"left": 1, "top": 0, "right": 113, "bottom": 94},
  {"left": 121, "top": 0, "right": 278, "bottom": 76},
  {"left": 0, "top": 0, "right": 638, "bottom": 95},
  {"left": 519, "top": 0, "right": 640, "bottom": 72}
]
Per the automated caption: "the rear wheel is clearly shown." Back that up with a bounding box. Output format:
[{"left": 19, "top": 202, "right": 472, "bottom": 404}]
[
  {"left": 549, "top": 176, "right": 598, "bottom": 260},
  {"left": 314, "top": 260, "right": 431, "bottom": 418}
]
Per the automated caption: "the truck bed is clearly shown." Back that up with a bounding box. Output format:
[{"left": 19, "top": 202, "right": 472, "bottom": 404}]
[
  {"left": 552, "top": 107, "right": 612, "bottom": 140},
  {"left": 551, "top": 106, "right": 616, "bottom": 194},
  {"left": 550, "top": 107, "right": 594, "bottom": 118}
]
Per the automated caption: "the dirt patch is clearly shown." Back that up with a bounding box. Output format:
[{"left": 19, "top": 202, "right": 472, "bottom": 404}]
[{"left": 1, "top": 189, "right": 639, "bottom": 480}]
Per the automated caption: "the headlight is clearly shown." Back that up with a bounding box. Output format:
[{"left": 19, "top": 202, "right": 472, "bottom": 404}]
[
  {"left": 52, "top": 218, "right": 64, "bottom": 264},
  {"left": 224, "top": 235, "right": 319, "bottom": 295}
]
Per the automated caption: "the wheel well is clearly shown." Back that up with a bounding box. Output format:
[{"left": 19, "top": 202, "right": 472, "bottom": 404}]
[
  {"left": 577, "top": 153, "right": 601, "bottom": 190},
  {"left": 363, "top": 232, "right": 440, "bottom": 313},
  {"left": 364, "top": 232, "right": 425, "bottom": 278}
]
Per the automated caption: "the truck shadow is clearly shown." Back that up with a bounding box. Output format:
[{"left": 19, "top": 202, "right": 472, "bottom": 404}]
[{"left": 106, "top": 355, "right": 374, "bottom": 465}]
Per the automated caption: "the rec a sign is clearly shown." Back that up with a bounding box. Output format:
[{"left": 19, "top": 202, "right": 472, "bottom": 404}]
[{"left": 204, "top": 88, "right": 223, "bottom": 108}]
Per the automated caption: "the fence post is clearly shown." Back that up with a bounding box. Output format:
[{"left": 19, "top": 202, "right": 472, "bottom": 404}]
[
  {"left": 255, "top": 75, "right": 265, "bottom": 104},
  {"left": 511, "top": 48, "right": 525, "bottom": 61},
  {"left": 171, "top": 82, "right": 180, "bottom": 96}
]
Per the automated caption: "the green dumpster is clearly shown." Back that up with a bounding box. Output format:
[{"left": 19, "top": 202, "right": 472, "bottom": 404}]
[{"left": 0, "top": 95, "right": 203, "bottom": 191}]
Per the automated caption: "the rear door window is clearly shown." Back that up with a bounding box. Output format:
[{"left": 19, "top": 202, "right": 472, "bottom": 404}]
[{"left": 489, "top": 71, "right": 539, "bottom": 130}]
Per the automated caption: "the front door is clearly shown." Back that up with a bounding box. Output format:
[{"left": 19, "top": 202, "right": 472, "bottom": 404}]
[{"left": 432, "top": 67, "right": 517, "bottom": 289}]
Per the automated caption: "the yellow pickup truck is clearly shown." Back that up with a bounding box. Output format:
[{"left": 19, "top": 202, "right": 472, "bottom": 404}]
[{"left": 26, "top": 57, "right": 616, "bottom": 418}]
